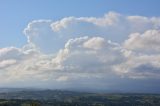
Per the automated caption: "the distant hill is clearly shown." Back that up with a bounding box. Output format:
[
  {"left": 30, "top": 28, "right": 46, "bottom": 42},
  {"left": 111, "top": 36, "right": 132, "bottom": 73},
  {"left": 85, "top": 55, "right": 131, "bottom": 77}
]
[
  {"left": 0, "top": 89, "right": 89, "bottom": 100},
  {"left": 0, "top": 88, "right": 42, "bottom": 93},
  {"left": 0, "top": 88, "right": 160, "bottom": 106}
]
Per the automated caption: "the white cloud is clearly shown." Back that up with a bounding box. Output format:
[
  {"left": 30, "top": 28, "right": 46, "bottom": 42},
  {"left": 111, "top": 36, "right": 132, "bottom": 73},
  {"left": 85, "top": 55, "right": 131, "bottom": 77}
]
[
  {"left": 0, "top": 47, "right": 23, "bottom": 60},
  {"left": 124, "top": 29, "right": 160, "bottom": 54},
  {"left": 23, "top": 12, "right": 160, "bottom": 54},
  {"left": 0, "top": 11, "right": 160, "bottom": 91},
  {"left": 114, "top": 54, "right": 160, "bottom": 79},
  {"left": 0, "top": 37, "right": 123, "bottom": 84},
  {"left": 0, "top": 59, "right": 16, "bottom": 68},
  {"left": 54, "top": 36, "right": 123, "bottom": 73},
  {"left": 56, "top": 76, "right": 69, "bottom": 82},
  {"left": 115, "top": 29, "right": 160, "bottom": 79},
  {"left": 83, "top": 37, "right": 106, "bottom": 50}
]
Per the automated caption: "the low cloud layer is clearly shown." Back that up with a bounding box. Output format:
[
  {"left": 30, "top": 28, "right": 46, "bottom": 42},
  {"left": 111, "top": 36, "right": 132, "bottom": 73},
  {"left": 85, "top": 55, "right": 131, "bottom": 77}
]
[{"left": 1, "top": 11, "right": 160, "bottom": 92}]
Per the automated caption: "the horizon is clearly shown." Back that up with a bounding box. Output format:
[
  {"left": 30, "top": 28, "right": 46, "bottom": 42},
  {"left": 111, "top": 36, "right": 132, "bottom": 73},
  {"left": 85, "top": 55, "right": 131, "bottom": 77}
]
[
  {"left": 0, "top": 87, "right": 160, "bottom": 94},
  {"left": 0, "top": 0, "right": 160, "bottom": 93}
]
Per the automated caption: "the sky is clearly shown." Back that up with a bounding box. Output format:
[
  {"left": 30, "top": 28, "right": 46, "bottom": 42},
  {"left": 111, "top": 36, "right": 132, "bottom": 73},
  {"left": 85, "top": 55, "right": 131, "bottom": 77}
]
[{"left": 0, "top": 0, "right": 160, "bottom": 93}]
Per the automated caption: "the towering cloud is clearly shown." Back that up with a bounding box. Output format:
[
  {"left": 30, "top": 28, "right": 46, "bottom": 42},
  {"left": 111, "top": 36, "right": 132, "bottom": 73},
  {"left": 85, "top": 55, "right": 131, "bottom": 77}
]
[
  {"left": 23, "top": 12, "right": 160, "bottom": 53},
  {"left": 0, "top": 11, "right": 160, "bottom": 92}
]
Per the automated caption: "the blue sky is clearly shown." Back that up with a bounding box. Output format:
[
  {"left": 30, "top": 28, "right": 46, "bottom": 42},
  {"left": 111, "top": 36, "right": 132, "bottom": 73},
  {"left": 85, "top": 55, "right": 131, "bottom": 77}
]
[
  {"left": 0, "top": 0, "right": 160, "bottom": 93},
  {"left": 0, "top": 0, "right": 160, "bottom": 47}
]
